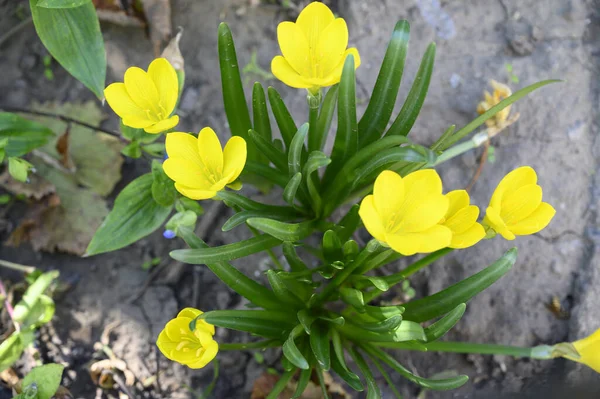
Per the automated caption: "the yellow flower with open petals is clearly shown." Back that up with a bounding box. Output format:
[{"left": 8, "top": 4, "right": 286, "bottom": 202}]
[
  {"left": 359, "top": 170, "right": 451, "bottom": 256},
  {"left": 484, "top": 166, "right": 555, "bottom": 240},
  {"left": 440, "top": 190, "right": 485, "bottom": 249},
  {"left": 271, "top": 1, "right": 361, "bottom": 91},
  {"left": 563, "top": 328, "right": 600, "bottom": 373},
  {"left": 104, "top": 58, "right": 179, "bottom": 134},
  {"left": 163, "top": 128, "right": 247, "bottom": 200},
  {"left": 156, "top": 308, "right": 218, "bottom": 369}
]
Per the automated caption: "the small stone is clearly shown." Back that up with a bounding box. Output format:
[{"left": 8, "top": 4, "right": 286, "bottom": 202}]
[{"left": 449, "top": 73, "right": 461, "bottom": 88}]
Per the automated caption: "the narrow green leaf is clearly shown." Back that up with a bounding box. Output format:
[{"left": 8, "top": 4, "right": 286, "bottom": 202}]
[
  {"left": 37, "top": 0, "right": 90, "bottom": 8},
  {"left": 340, "top": 287, "right": 365, "bottom": 312},
  {"left": 357, "top": 316, "right": 402, "bottom": 333},
  {"left": 333, "top": 205, "right": 360, "bottom": 243},
  {"left": 315, "top": 364, "right": 330, "bottom": 399},
  {"left": 349, "top": 347, "right": 381, "bottom": 399},
  {"left": 365, "top": 305, "right": 405, "bottom": 321},
  {"left": 441, "top": 80, "right": 561, "bottom": 149},
  {"left": 216, "top": 190, "right": 299, "bottom": 214},
  {"left": 283, "top": 325, "right": 310, "bottom": 369},
  {"left": 288, "top": 123, "right": 309, "bottom": 177},
  {"left": 331, "top": 350, "right": 364, "bottom": 391},
  {"left": 310, "top": 322, "right": 331, "bottom": 371},
  {"left": 323, "top": 230, "right": 343, "bottom": 263},
  {"left": 8, "top": 157, "right": 33, "bottom": 182},
  {"left": 292, "top": 368, "right": 313, "bottom": 398},
  {"left": 369, "top": 354, "right": 403, "bottom": 399},
  {"left": 249, "top": 129, "right": 287, "bottom": 171},
  {"left": 303, "top": 151, "right": 331, "bottom": 215},
  {"left": 385, "top": 42, "right": 436, "bottom": 137},
  {"left": 201, "top": 310, "right": 295, "bottom": 339},
  {"left": 222, "top": 209, "right": 300, "bottom": 232},
  {"left": 243, "top": 161, "right": 289, "bottom": 188},
  {"left": 252, "top": 82, "right": 272, "bottom": 141},
  {"left": 267, "top": 270, "right": 305, "bottom": 308},
  {"left": 402, "top": 248, "right": 517, "bottom": 323},
  {"left": 86, "top": 174, "right": 172, "bottom": 256},
  {"left": 350, "top": 275, "right": 389, "bottom": 292},
  {"left": 218, "top": 23, "right": 254, "bottom": 157},
  {"left": 283, "top": 172, "right": 303, "bottom": 205},
  {"left": 246, "top": 218, "right": 316, "bottom": 242},
  {"left": 266, "top": 369, "right": 296, "bottom": 399},
  {"left": 324, "top": 55, "right": 358, "bottom": 184},
  {"left": 343, "top": 240, "right": 359, "bottom": 260},
  {"left": 0, "top": 330, "right": 35, "bottom": 372},
  {"left": 170, "top": 234, "right": 281, "bottom": 264},
  {"left": 268, "top": 86, "right": 297, "bottom": 148},
  {"left": 297, "top": 309, "right": 317, "bottom": 335},
  {"left": 0, "top": 113, "right": 54, "bottom": 157},
  {"left": 30, "top": 0, "right": 106, "bottom": 98},
  {"left": 21, "top": 364, "right": 64, "bottom": 399},
  {"left": 360, "top": 20, "right": 410, "bottom": 145},
  {"left": 282, "top": 242, "right": 308, "bottom": 272},
  {"left": 310, "top": 85, "right": 339, "bottom": 152},
  {"left": 424, "top": 303, "right": 466, "bottom": 342},
  {"left": 337, "top": 320, "right": 425, "bottom": 343},
  {"left": 430, "top": 124, "right": 456, "bottom": 152},
  {"left": 13, "top": 271, "right": 59, "bottom": 323}
]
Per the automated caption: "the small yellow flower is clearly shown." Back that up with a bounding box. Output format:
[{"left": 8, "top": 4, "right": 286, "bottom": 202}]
[
  {"left": 104, "top": 58, "right": 179, "bottom": 134},
  {"left": 439, "top": 190, "right": 486, "bottom": 249},
  {"left": 156, "top": 308, "right": 218, "bottom": 369},
  {"left": 477, "top": 80, "right": 513, "bottom": 129},
  {"left": 484, "top": 166, "right": 555, "bottom": 240},
  {"left": 163, "top": 128, "right": 247, "bottom": 200},
  {"left": 359, "top": 170, "right": 452, "bottom": 256},
  {"left": 563, "top": 328, "right": 600, "bottom": 373},
  {"left": 271, "top": 1, "right": 361, "bottom": 91}
]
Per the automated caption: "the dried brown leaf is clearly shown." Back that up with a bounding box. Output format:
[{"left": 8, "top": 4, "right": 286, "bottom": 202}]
[{"left": 0, "top": 170, "right": 55, "bottom": 200}]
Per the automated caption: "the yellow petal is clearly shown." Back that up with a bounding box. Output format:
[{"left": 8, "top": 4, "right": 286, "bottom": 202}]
[
  {"left": 444, "top": 190, "right": 470, "bottom": 220},
  {"left": 508, "top": 202, "right": 555, "bottom": 236},
  {"left": 373, "top": 170, "right": 405, "bottom": 230},
  {"left": 174, "top": 183, "right": 217, "bottom": 200},
  {"left": 177, "top": 308, "right": 202, "bottom": 319},
  {"left": 490, "top": 166, "right": 537, "bottom": 210},
  {"left": 163, "top": 158, "right": 212, "bottom": 188},
  {"left": 197, "top": 127, "right": 224, "bottom": 177},
  {"left": 166, "top": 132, "right": 202, "bottom": 164},
  {"left": 156, "top": 330, "right": 177, "bottom": 360},
  {"left": 124, "top": 66, "right": 160, "bottom": 114},
  {"left": 148, "top": 58, "right": 179, "bottom": 115},
  {"left": 122, "top": 115, "right": 154, "bottom": 129},
  {"left": 271, "top": 56, "right": 313, "bottom": 89},
  {"left": 316, "top": 18, "right": 348, "bottom": 76},
  {"left": 572, "top": 328, "right": 600, "bottom": 373},
  {"left": 395, "top": 194, "right": 449, "bottom": 234},
  {"left": 320, "top": 48, "right": 361, "bottom": 87},
  {"left": 188, "top": 340, "right": 218, "bottom": 369},
  {"left": 484, "top": 206, "right": 515, "bottom": 240},
  {"left": 222, "top": 136, "right": 247, "bottom": 183},
  {"left": 386, "top": 225, "right": 451, "bottom": 256},
  {"left": 209, "top": 172, "right": 235, "bottom": 192},
  {"left": 444, "top": 205, "right": 480, "bottom": 235},
  {"left": 277, "top": 22, "right": 311, "bottom": 76},
  {"left": 450, "top": 223, "right": 486, "bottom": 249},
  {"left": 500, "top": 184, "right": 542, "bottom": 224},
  {"left": 358, "top": 195, "right": 387, "bottom": 242},
  {"left": 164, "top": 317, "right": 191, "bottom": 342},
  {"left": 104, "top": 82, "right": 148, "bottom": 121},
  {"left": 395, "top": 169, "right": 444, "bottom": 227},
  {"left": 295, "top": 1, "right": 335, "bottom": 49},
  {"left": 144, "top": 115, "right": 179, "bottom": 134}
]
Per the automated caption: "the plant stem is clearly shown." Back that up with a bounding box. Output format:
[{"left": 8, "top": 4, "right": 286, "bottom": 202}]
[
  {"left": 307, "top": 92, "right": 321, "bottom": 152},
  {"left": 424, "top": 341, "right": 534, "bottom": 358},
  {"left": 0, "top": 259, "right": 36, "bottom": 274},
  {"left": 219, "top": 340, "right": 280, "bottom": 350},
  {"left": 433, "top": 130, "right": 490, "bottom": 166},
  {"left": 0, "top": 278, "right": 19, "bottom": 332}
]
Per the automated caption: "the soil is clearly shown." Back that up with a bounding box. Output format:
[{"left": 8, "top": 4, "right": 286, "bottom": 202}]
[{"left": 1, "top": 0, "right": 600, "bottom": 398}]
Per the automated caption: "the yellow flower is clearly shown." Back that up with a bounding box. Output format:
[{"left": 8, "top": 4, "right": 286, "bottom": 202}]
[
  {"left": 163, "top": 128, "right": 247, "bottom": 200},
  {"left": 271, "top": 1, "right": 361, "bottom": 91},
  {"left": 359, "top": 170, "right": 452, "bottom": 256},
  {"left": 156, "top": 308, "right": 218, "bottom": 369},
  {"left": 563, "top": 328, "right": 600, "bottom": 373},
  {"left": 439, "top": 190, "right": 486, "bottom": 249},
  {"left": 477, "top": 80, "right": 513, "bottom": 129},
  {"left": 484, "top": 166, "right": 555, "bottom": 240},
  {"left": 104, "top": 58, "right": 179, "bottom": 134}
]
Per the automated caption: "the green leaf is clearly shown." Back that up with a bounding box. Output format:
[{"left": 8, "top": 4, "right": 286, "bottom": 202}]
[
  {"left": 267, "top": 270, "right": 305, "bottom": 308},
  {"left": 441, "top": 80, "right": 561, "bottom": 149},
  {"left": 0, "top": 113, "right": 54, "bottom": 157},
  {"left": 121, "top": 141, "right": 142, "bottom": 158},
  {"left": 331, "top": 351, "right": 364, "bottom": 392},
  {"left": 340, "top": 287, "right": 365, "bottom": 312},
  {"left": 201, "top": 310, "right": 294, "bottom": 339},
  {"left": 177, "top": 227, "right": 281, "bottom": 309},
  {"left": 20, "top": 294, "right": 55, "bottom": 329},
  {"left": 282, "top": 242, "right": 308, "bottom": 272},
  {"left": 266, "top": 369, "right": 296, "bottom": 399},
  {"left": 252, "top": 83, "right": 272, "bottom": 140},
  {"left": 222, "top": 209, "right": 299, "bottom": 232},
  {"left": 356, "top": 315, "right": 402, "bottom": 333},
  {"left": 30, "top": 0, "right": 106, "bottom": 98},
  {"left": 37, "top": 0, "right": 90, "bottom": 8},
  {"left": 218, "top": 23, "right": 254, "bottom": 158},
  {"left": 303, "top": 151, "right": 331, "bottom": 215},
  {"left": 165, "top": 210, "right": 197, "bottom": 231},
  {"left": 292, "top": 368, "right": 313, "bottom": 398},
  {"left": 424, "top": 303, "right": 466, "bottom": 342},
  {"left": 151, "top": 160, "right": 176, "bottom": 207},
  {"left": 8, "top": 157, "right": 33, "bottom": 182},
  {"left": 324, "top": 55, "right": 358, "bottom": 184},
  {"left": 283, "top": 325, "right": 310, "bottom": 369},
  {"left": 120, "top": 122, "right": 158, "bottom": 144},
  {"left": 297, "top": 309, "right": 317, "bottom": 334},
  {"left": 246, "top": 218, "right": 315, "bottom": 242},
  {"left": 350, "top": 275, "right": 389, "bottom": 292},
  {"left": 86, "top": 174, "right": 172, "bottom": 256},
  {"left": 348, "top": 347, "right": 381, "bottom": 399},
  {"left": 249, "top": 129, "right": 287, "bottom": 172},
  {"left": 338, "top": 319, "right": 425, "bottom": 343},
  {"left": 0, "top": 330, "right": 35, "bottom": 373},
  {"left": 288, "top": 123, "right": 309, "bottom": 177},
  {"left": 364, "top": 305, "right": 405, "bottom": 321},
  {"left": 402, "top": 248, "right": 517, "bottom": 323},
  {"left": 243, "top": 161, "right": 289, "bottom": 188},
  {"left": 170, "top": 234, "right": 281, "bottom": 264},
  {"left": 310, "top": 85, "right": 338, "bottom": 152},
  {"left": 430, "top": 124, "right": 456, "bottom": 152},
  {"left": 322, "top": 230, "right": 343, "bottom": 264},
  {"left": 22, "top": 364, "right": 65, "bottom": 399},
  {"left": 359, "top": 20, "right": 410, "bottom": 145},
  {"left": 283, "top": 172, "right": 303, "bottom": 205},
  {"left": 267, "top": 87, "right": 297, "bottom": 148},
  {"left": 13, "top": 271, "right": 59, "bottom": 324},
  {"left": 343, "top": 240, "right": 359, "bottom": 260},
  {"left": 310, "top": 322, "right": 331, "bottom": 371},
  {"left": 385, "top": 42, "right": 436, "bottom": 137},
  {"left": 216, "top": 190, "right": 299, "bottom": 214}
]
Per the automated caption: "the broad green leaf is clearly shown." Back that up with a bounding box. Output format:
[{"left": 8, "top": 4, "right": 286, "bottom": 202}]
[
  {"left": 201, "top": 310, "right": 294, "bottom": 339},
  {"left": 267, "top": 87, "right": 297, "bottom": 148},
  {"left": 267, "top": 270, "right": 305, "bottom": 308},
  {"left": 340, "top": 287, "right": 365, "bottom": 312},
  {"left": 22, "top": 364, "right": 64, "bottom": 399},
  {"left": 324, "top": 55, "right": 358, "bottom": 185},
  {"left": 310, "top": 322, "right": 331, "bottom": 371},
  {"left": 282, "top": 242, "right": 308, "bottom": 272},
  {"left": 0, "top": 330, "right": 35, "bottom": 373},
  {"left": 177, "top": 227, "right": 281, "bottom": 309},
  {"left": 37, "top": 0, "right": 90, "bottom": 8},
  {"left": 360, "top": 20, "right": 410, "bottom": 145},
  {"left": 121, "top": 141, "right": 142, "bottom": 158},
  {"left": 283, "top": 325, "right": 310, "bottom": 369},
  {"left": 334, "top": 205, "right": 360, "bottom": 243},
  {"left": 424, "top": 303, "right": 466, "bottom": 342},
  {"left": 171, "top": 234, "right": 281, "bottom": 264},
  {"left": 222, "top": 209, "right": 300, "bottom": 232},
  {"left": 283, "top": 172, "right": 303, "bottom": 205},
  {"left": 8, "top": 157, "right": 33, "bottom": 182},
  {"left": 288, "top": 123, "right": 309, "bottom": 177},
  {"left": 266, "top": 369, "right": 296, "bottom": 399},
  {"left": 86, "top": 174, "right": 172, "bottom": 256},
  {"left": 13, "top": 271, "right": 59, "bottom": 323},
  {"left": 30, "top": 0, "right": 106, "bottom": 98},
  {"left": 151, "top": 160, "right": 176, "bottom": 207},
  {"left": 349, "top": 347, "right": 381, "bottom": 399},
  {"left": 292, "top": 368, "right": 313, "bottom": 398},
  {"left": 218, "top": 23, "right": 254, "bottom": 158},
  {"left": 385, "top": 42, "right": 436, "bottom": 137},
  {"left": 0, "top": 113, "right": 54, "bottom": 157},
  {"left": 246, "top": 218, "right": 316, "bottom": 242},
  {"left": 309, "top": 85, "right": 338, "bottom": 152},
  {"left": 402, "top": 248, "right": 517, "bottom": 322},
  {"left": 249, "top": 129, "right": 287, "bottom": 171}
]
